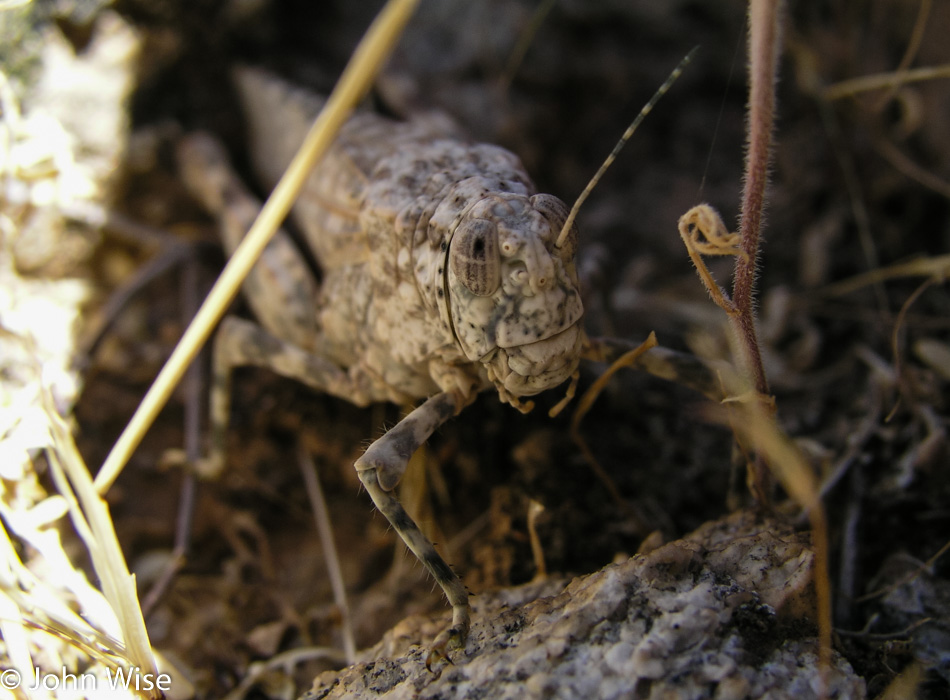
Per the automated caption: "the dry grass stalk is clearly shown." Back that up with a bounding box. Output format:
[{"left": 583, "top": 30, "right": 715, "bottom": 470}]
[{"left": 93, "top": 0, "right": 421, "bottom": 495}]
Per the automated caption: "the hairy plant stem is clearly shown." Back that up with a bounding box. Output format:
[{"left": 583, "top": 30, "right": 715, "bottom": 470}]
[{"left": 733, "top": 0, "right": 782, "bottom": 506}]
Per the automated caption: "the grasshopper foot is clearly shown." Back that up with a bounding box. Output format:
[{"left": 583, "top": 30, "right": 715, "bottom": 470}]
[
  {"left": 425, "top": 621, "right": 468, "bottom": 672},
  {"left": 358, "top": 461, "right": 473, "bottom": 672}
]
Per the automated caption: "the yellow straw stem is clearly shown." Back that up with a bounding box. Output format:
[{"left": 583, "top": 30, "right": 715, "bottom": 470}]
[{"left": 95, "top": 0, "right": 420, "bottom": 494}]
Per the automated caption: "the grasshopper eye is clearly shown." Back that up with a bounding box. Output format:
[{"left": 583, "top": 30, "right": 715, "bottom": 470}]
[
  {"left": 531, "top": 193, "right": 577, "bottom": 262},
  {"left": 451, "top": 219, "right": 500, "bottom": 296}
]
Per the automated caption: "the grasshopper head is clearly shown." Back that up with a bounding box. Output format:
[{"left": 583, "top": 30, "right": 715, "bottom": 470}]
[{"left": 442, "top": 192, "right": 584, "bottom": 406}]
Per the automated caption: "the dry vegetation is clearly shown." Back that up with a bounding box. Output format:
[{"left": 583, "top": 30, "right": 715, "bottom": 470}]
[{"left": 1, "top": 0, "right": 949, "bottom": 698}]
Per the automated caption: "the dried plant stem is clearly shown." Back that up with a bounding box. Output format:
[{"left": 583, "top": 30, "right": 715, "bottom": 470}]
[
  {"left": 42, "top": 389, "right": 160, "bottom": 694},
  {"left": 822, "top": 62, "right": 950, "bottom": 102},
  {"left": 738, "top": 4, "right": 832, "bottom": 692},
  {"left": 731, "top": 0, "right": 783, "bottom": 504},
  {"left": 675, "top": 1, "right": 781, "bottom": 505},
  {"left": 723, "top": 400, "right": 832, "bottom": 696},
  {"left": 734, "top": 0, "right": 779, "bottom": 388},
  {"left": 297, "top": 440, "right": 357, "bottom": 665},
  {"left": 568, "top": 334, "right": 659, "bottom": 523},
  {"left": 142, "top": 260, "right": 202, "bottom": 617},
  {"left": 823, "top": 253, "right": 950, "bottom": 297},
  {"left": 93, "top": 0, "right": 419, "bottom": 494},
  {"left": 526, "top": 499, "right": 547, "bottom": 580},
  {"left": 676, "top": 3, "right": 783, "bottom": 499},
  {"left": 498, "top": 0, "right": 557, "bottom": 91},
  {"left": 870, "top": 0, "right": 931, "bottom": 111}
]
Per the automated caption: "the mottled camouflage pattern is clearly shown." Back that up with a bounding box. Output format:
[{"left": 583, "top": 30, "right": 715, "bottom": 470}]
[
  {"left": 236, "top": 68, "right": 584, "bottom": 410},
  {"left": 178, "top": 69, "right": 593, "bottom": 664},
  {"left": 182, "top": 67, "right": 722, "bottom": 664}
]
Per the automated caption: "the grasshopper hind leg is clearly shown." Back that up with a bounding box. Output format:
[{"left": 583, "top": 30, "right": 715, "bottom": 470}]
[{"left": 355, "top": 391, "right": 472, "bottom": 668}]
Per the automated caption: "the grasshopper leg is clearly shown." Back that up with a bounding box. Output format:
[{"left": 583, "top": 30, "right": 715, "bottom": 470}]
[
  {"left": 180, "top": 129, "right": 473, "bottom": 662},
  {"left": 354, "top": 392, "right": 471, "bottom": 667},
  {"left": 202, "top": 315, "right": 370, "bottom": 478}
]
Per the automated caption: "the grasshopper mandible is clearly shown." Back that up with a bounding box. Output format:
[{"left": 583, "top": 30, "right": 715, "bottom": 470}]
[{"left": 179, "top": 67, "right": 586, "bottom": 662}]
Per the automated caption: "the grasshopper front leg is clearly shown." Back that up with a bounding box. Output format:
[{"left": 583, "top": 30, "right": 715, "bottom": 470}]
[
  {"left": 208, "top": 321, "right": 473, "bottom": 663},
  {"left": 355, "top": 391, "right": 474, "bottom": 667}
]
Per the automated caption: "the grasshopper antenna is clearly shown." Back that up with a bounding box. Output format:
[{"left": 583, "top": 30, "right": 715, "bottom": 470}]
[{"left": 556, "top": 46, "right": 699, "bottom": 249}]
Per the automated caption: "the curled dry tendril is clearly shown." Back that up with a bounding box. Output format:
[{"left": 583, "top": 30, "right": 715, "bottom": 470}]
[{"left": 677, "top": 203, "right": 748, "bottom": 316}]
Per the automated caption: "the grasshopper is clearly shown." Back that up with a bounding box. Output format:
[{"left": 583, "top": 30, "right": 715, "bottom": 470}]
[{"left": 178, "top": 67, "right": 716, "bottom": 664}]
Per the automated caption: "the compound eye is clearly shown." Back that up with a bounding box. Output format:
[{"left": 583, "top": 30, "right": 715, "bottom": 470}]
[
  {"left": 531, "top": 193, "right": 577, "bottom": 262},
  {"left": 450, "top": 219, "right": 501, "bottom": 296}
]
